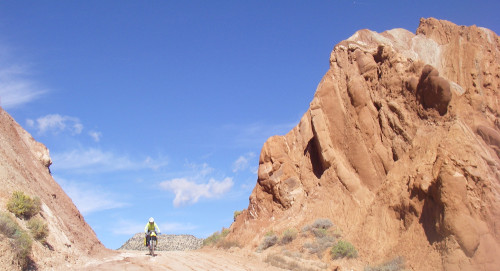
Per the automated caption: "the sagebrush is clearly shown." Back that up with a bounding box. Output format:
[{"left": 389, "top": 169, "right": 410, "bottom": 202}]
[
  {"left": 303, "top": 235, "right": 335, "bottom": 258},
  {"left": 27, "top": 218, "right": 49, "bottom": 241},
  {"left": 280, "top": 228, "right": 297, "bottom": 245},
  {"left": 0, "top": 212, "right": 33, "bottom": 269},
  {"left": 331, "top": 240, "right": 358, "bottom": 259},
  {"left": 257, "top": 234, "right": 278, "bottom": 251},
  {"left": 7, "top": 191, "right": 41, "bottom": 219}
]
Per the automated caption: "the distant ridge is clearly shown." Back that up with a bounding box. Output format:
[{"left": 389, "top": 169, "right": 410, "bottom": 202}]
[{"left": 119, "top": 233, "right": 203, "bottom": 251}]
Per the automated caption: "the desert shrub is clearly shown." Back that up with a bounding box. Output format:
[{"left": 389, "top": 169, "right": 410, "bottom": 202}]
[
  {"left": 257, "top": 234, "right": 278, "bottom": 251},
  {"left": 0, "top": 212, "right": 33, "bottom": 269},
  {"left": 27, "top": 218, "right": 49, "bottom": 241},
  {"left": 311, "top": 218, "right": 333, "bottom": 230},
  {"left": 203, "top": 231, "right": 222, "bottom": 246},
  {"left": 311, "top": 227, "right": 328, "bottom": 238},
  {"left": 7, "top": 191, "right": 41, "bottom": 219},
  {"left": 0, "top": 212, "right": 18, "bottom": 237},
  {"left": 221, "top": 228, "right": 230, "bottom": 238},
  {"left": 304, "top": 235, "right": 336, "bottom": 258},
  {"left": 302, "top": 218, "right": 334, "bottom": 236},
  {"left": 13, "top": 230, "right": 33, "bottom": 268},
  {"left": 365, "top": 256, "right": 405, "bottom": 271},
  {"left": 216, "top": 239, "right": 241, "bottom": 249},
  {"left": 203, "top": 227, "right": 230, "bottom": 247},
  {"left": 280, "top": 228, "right": 298, "bottom": 245},
  {"left": 331, "top": 240, "right": 358, "bottom": 259},
  {"left": 233, "top": 210, "right": 242, "bottom": 221}
]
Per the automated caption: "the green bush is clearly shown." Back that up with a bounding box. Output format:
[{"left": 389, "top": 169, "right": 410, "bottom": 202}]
[
  {"left": 365, "top": 256, "right": 405, "bottom": 271},
  {"left": 7, "top": 191, "right": 41, "bottom": 219},
  {"left": 27, "top": 218, "right": 49, "bottom": 241},
  {"left": 280, "top": 228, "right": 297, "bottom": 245},
  {"left": 331, "top": 240, "right": 358, "bottom": 259}
]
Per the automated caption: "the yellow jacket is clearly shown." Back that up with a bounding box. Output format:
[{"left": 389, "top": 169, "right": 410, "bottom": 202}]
[{"left": 144, "top": 222, "right": 160, "bottom": 234}]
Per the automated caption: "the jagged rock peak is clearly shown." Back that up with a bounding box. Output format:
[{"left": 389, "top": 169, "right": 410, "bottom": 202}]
[{"left": 230, "top": 18, "right": 500, "bottom": 271}]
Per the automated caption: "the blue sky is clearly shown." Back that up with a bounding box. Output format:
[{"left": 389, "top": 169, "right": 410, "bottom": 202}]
[{"left": 0, "top": 1, "right": 498, "bottom": 249}]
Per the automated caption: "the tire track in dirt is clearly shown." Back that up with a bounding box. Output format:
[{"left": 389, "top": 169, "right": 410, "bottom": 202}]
[{"left": 75, "top": 249, "right": 284, "bottom": 271}]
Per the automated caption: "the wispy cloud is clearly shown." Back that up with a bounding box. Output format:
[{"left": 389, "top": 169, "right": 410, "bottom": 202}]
[
  {"left": 55, "top": 176, "right": 127, "bottom": 215},
  {"left": 27, "top": 114, "right": 83, "bottom": 135},
  {"left": 159, "top": 177, "right": 233, "bottom": 207},
  {"left": 0, "top": 65, "right": 45, "bottom": 109},
  {"left": 88, "top": 130, "right": 102, "bottom": 142},
  {"left": 51, "top": 148, "right": 168, "bottom": 173},
  {"left": 232, "top": 152, "right": 256, "bottom": 173}
]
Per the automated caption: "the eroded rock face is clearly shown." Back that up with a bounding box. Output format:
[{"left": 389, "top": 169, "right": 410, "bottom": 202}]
[{"left": 231, "top": 18, "right": 500, "bottom": 271}]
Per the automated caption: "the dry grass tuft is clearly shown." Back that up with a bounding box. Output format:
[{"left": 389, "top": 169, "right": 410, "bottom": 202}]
[
  {"left": 27, "top": 218, "right": 49, "bottom": 241},
  {"left": 265, "top": 253, "right": 326, "bottom": 271},
  {"left": 279, "top": 228, "right": 298, "bottom": 245},
  {"left": 0, "top": 212, "right": 33, "bottom": 269},
  {"left": 365, "top": 256, "right": 406, "bottom": 271}
]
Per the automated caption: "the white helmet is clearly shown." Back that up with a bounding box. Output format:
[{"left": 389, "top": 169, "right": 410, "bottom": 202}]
[{"left": 149, "top": 217, "right": 154, "bottom": 223}]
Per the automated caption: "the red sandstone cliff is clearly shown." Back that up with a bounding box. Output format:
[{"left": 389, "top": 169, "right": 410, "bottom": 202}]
[{"left": 231, "top": 18, "right": 500, "bottom": 271}]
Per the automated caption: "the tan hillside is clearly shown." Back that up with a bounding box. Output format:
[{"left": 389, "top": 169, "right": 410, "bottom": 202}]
[
  {"left": 0, "top": 107, "right": 109, "bottom": 270},
  {"left": 230, "top": 18, "right": 500, "bottom": 271}
]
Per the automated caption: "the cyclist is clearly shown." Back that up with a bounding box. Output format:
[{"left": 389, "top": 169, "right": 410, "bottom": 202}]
[{"left": 144, "top": 217, "right": 161, "bottom": 247}]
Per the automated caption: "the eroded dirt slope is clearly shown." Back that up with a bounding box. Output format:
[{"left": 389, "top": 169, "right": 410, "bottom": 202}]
[{"left": 0, "top": 107, "right": 109, "bottom": 270}]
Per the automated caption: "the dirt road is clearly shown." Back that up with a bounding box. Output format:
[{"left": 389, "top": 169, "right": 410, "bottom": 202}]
[{"left": 74, "top": 249, "right": 284, "bottom": 271}]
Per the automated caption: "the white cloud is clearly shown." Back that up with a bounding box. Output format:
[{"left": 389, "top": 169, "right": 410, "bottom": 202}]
[
  {"left": 27, "top": 114, "right": 83, "bottom": 135},
  {"left": 51, "top": 147, "right": 168, "bottom": 173},
  {"left": 88, "top": 130, "right": 102, "bottom": 142},
  {"left": 55, "top": 176, "right": 127, "bottom": 215},
  {"left": 0, "top": 65, "right": 45, "bottom": 109},
  {"left": 159, "top": 177, "right": 233, "bottom": 207},
  {"left": 232, "top": 152, "right": 256, "bottom": 173}
]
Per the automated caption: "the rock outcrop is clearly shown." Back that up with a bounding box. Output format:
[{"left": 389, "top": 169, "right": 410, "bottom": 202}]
[
  {"left": 0, "top": 107, "right": 107, "bottom": 270},
  {"left": 118, "top": 233, "right": 203, "bottom": 251},
  {"left": 230, "top": 18, "right": 500, "bottom": 271}
]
